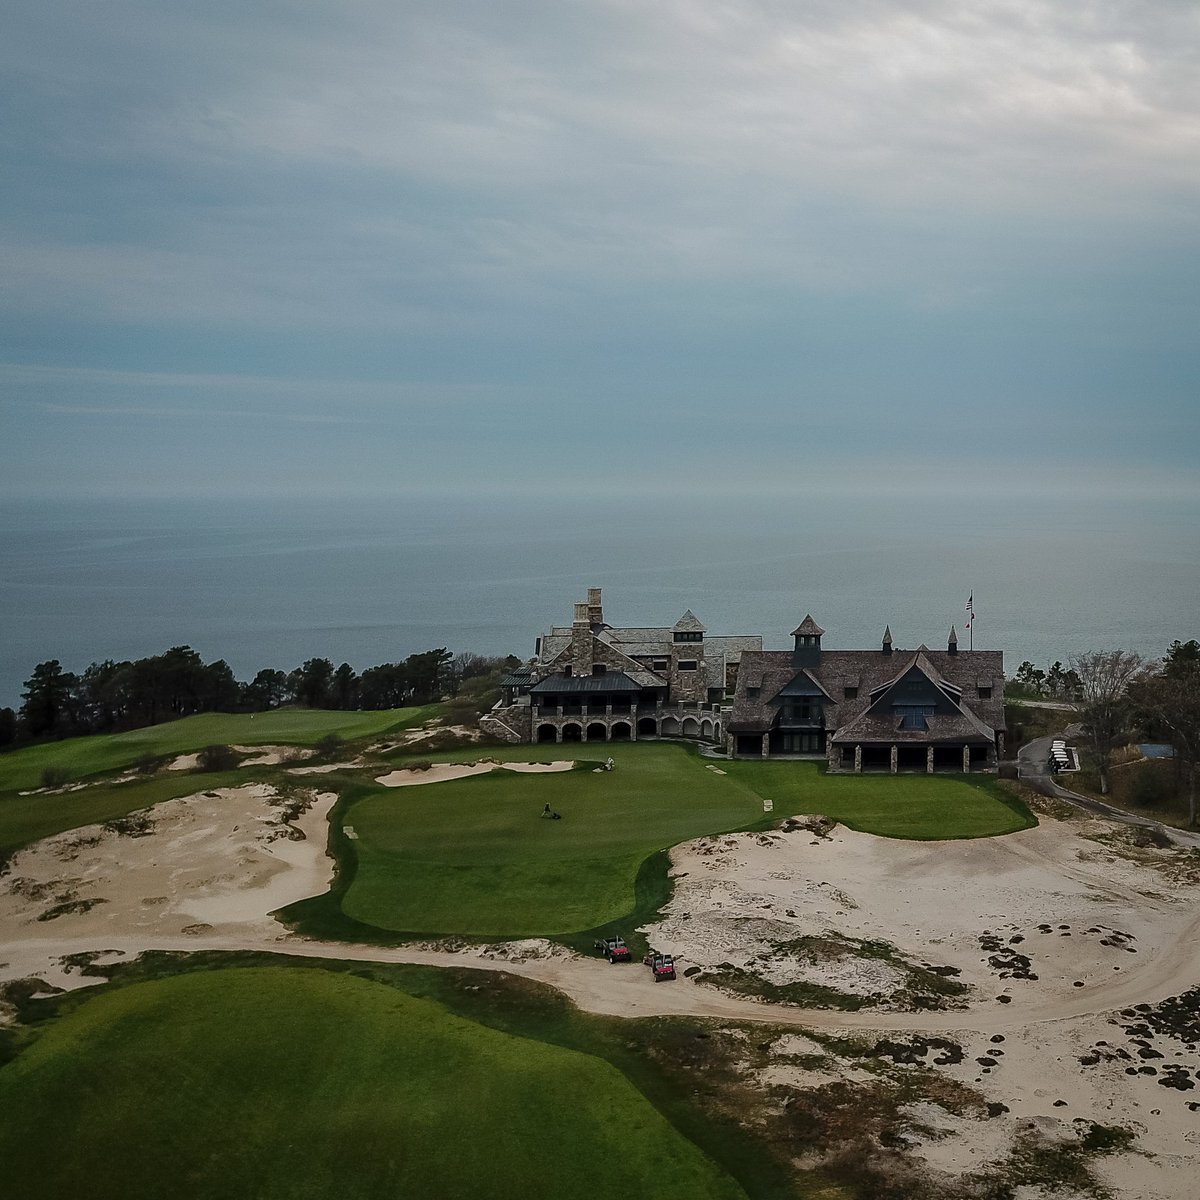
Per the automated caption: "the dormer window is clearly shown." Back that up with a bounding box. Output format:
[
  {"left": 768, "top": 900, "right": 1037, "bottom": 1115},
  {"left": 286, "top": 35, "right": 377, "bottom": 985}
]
[{"left": 673, "top": 631, "right": 703, "bottom": 643}]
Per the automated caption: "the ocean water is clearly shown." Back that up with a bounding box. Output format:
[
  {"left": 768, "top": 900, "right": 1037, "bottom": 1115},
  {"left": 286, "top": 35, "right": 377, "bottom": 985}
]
[{"left": 1, "top": 491, "right": 1197, "bottom": 709}]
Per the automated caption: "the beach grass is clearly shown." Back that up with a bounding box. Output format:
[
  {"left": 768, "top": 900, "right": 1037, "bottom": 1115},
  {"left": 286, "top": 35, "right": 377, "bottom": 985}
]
[
  {"left": 0, "top": 706, "right": 436, "bottom": 795},
  {"left": 0, "top": 965, "right": 748, "bottom": 1200},
  {"left": 296, "top": 743, "right": 1032, "bottom": 941}
]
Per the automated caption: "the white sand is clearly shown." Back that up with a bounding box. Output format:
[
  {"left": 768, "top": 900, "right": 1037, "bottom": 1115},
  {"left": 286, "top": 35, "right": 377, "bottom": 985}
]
[
  {"left": 0, "top": 785, "right": 335, "bottom": 953},
  {"left": 375, "top": 760, "right": 574, "bottom": 787}
]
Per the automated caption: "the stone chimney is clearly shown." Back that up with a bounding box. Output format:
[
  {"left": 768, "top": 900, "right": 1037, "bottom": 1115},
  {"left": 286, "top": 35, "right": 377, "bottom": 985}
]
[
  {"left": 586, "top": 587, "right": 604, "bottom": 628},
  {"left": 882, "top": 625, "right": 893, "bottom": 655},
  {"left": 571, "top": 600, "right": 592, "bottom": 675},
  {"left": 948, "top": 626, "right": 958, "bottom": 655}
]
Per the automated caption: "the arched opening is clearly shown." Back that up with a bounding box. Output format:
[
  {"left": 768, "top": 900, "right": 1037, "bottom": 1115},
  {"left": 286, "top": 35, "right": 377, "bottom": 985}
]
[
  {"left": 637, "top": 717, "right": 658, "bottom": 737},
  {"left": 562, "top": 723, "right": 583, "bottom": 743},
  {"left": 700, "top": 719, "right": 713, "bottom": 740},
  {"left": 714, "top": 721, "right": 721, "bottom": 741},
  {"left": 659, "top": 715, "right": 680, "bottom": 736},
  {"left": 682, "top": 716, "right": 701, "bottom": 737},
  {"left": 610, "top": 722, "right": 632, "bottom": 741},
  {"left": 536, "top": 724, "right": 557, "bottom": 744},
  {"left": 587, "top": 722, "right": 607, "bottom": 742}
]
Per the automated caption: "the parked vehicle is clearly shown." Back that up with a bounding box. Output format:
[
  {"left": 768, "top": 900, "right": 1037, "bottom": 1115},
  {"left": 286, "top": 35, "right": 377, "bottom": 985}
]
[
  {"left": 643, "top": 950, "right": 677, "bottom": 981},
  {"left": 594, "top": 935, "right": 632, "bottom": 963}
]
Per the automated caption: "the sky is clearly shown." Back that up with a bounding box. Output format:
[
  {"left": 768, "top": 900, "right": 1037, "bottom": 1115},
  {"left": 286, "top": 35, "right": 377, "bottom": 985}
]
[{"left": 2, "top": 0, "right": 1198, "bottom": 500}]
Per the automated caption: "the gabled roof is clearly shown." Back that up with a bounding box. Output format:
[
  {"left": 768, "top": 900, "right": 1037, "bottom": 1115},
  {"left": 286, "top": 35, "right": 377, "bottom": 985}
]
[
  {"left": 791, "top": 614, "right": 825, "bottom": 637},
  {"left": 673, "top": 610, "right": 707, "bottom": 632},
  {"left": 776, "top": 669, "right": 834, "bottom": 701}
]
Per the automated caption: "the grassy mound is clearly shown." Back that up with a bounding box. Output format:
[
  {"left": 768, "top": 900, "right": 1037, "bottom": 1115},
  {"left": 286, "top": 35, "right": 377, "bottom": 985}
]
[{"left": 0, "top": 966, "right": 746, "bottom": 1200}]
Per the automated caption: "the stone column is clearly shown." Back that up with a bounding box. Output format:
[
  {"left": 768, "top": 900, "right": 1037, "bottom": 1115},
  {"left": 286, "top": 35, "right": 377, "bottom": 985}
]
[
  {"left": 761, "top": 733, "right": 770, "bottom": 759},
  {"left": 926, "top": 746, "right": 935, "bottom": 774},
  {"left": 555, "top": 726, "right": 563, "bottom": 743},
  {"left": 630, "top": 719, "right": 637, "bottom": 742},
  {"left": 580, "top": 726, "right": 588, "bottom": 742},
  {"left": 890, "top": 744, "right": 898, "bottom": 774},
  {"left": 854, "top": 745, "right": 862, "bottom": 774},
  {"left": 997, "top": 731, "right": 1005, "bottom": 761},
  {"left": 962, "top": 745, "right": 971, "bottom": 773},
  {"left": 827, "top": 735, "right": 837, "bottom": 771}
]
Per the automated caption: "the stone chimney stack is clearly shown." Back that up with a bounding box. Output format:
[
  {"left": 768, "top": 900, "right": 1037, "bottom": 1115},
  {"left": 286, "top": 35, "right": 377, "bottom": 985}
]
[
  {"left": 586, "top": 587, "right": 604, "bottom": 628},
  {"left": 948, "top": 626, "right": 958, "bottom": 655},
  {"left": 571, "top": 601, "right": 592, "bottom": 675},
  {"left": 882, "top": 625, "right": 893, "bottom": 655}
]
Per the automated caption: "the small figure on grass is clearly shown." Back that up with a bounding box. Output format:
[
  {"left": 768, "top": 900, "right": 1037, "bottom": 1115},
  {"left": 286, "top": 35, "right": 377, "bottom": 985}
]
[{"left": 542, "top": 803, "right": 552, "bottom": 818}]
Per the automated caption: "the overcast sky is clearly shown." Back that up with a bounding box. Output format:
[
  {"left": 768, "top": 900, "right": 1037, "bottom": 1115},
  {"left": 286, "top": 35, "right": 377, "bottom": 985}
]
[{"left": 3, "top": 1, "right": 1198, "bottom": 500}]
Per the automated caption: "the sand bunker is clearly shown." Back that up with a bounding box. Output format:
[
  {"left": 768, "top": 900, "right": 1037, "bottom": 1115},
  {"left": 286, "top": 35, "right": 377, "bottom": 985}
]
[
  {"left": 0, "top": 784, "right": 336, "bottom": 948},
  {"left": 375, "top": 761, "right": 574, "bottom": 787}
]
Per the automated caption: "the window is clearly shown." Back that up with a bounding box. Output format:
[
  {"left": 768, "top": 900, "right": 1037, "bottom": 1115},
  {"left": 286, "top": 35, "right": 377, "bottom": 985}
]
[
  {"left": 652, "top": 658, "right": 669, "bottom": 671},
  {"left": 592, "top": 664, "right": 607, "bottom": 675},
  {"left": 788, "top": 700, "right": 821, "bottom": 722},
  {"left": 563, "top": 665, "right": 572, "bottom": 677},
  {"left": 747, "top": 686, "right": 760, "bottom": 698},
  {"left": 895, "top": 704, "right": 935, "bottom": 731},
  {"left": 843, "top": 686, "right": 858, "bottom": 700},
  {"left": 780, "top": 732, "right": 821, "bottom": 753},
  {"left": 677, "top": 660, "right": 698, "bottom": 671},
  {"left": 977, "top": 685, "right": 992, "bottom": 699},
  {"left": 673, "top": 631, "right": 703, "bottom": 642}
]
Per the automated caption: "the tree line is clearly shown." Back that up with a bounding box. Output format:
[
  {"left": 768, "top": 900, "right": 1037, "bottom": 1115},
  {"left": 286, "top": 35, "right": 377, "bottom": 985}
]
[
  {"left": 1059, "top": 640, "right": 1199, "bottom": 826},
  {"left": 0, "top": 646, "right": 518, "bottom": 750}
]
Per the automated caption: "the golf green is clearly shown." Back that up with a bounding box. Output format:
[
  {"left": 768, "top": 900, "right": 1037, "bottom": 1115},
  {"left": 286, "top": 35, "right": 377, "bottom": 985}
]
[{"left": 340, "top": 743, "right": 1031, "bottom": 937}]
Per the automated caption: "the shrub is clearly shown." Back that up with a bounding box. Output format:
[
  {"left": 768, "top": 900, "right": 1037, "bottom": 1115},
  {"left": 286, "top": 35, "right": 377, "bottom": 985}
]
[
  {"left": 314, "top": 733, "right": 343, "bottom": 760},
  {"left": 196, "top": 745, "right": 238, "bottom": 772},
  {"left": 40, "top": 766, "right": 70, "bottom": 789}
]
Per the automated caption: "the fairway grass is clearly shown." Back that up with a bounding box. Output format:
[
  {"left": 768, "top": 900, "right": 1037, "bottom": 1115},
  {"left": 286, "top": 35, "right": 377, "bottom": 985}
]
[
  {"left": 0, "top": 705, "right": 436, "bottom": 795},
  {"left": 319, "top": 743, "right": 1033, "bottom": 940},
  {"left": 0, "top": 966, "right": 747, "bottom": 1200}
]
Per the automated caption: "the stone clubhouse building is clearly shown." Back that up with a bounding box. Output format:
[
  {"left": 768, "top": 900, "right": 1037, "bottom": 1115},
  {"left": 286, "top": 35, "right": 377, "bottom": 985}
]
[{"left": 481, "top": 588, "right": 1005, "bottom": 773}]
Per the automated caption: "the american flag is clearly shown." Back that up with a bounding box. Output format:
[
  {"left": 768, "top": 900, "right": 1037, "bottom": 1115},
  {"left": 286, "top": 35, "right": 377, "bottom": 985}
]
[{"left": 965, "top": 594, "right": 974, "bottom": 628}]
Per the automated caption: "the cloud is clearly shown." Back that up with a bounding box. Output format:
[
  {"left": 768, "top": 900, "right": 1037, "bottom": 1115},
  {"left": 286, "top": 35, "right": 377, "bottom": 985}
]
[{"left": 1, "top": 2, "right": 1197, "bottom": 496}]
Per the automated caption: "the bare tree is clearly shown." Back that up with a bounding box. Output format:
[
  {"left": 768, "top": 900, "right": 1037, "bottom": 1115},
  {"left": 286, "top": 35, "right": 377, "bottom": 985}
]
[
  {"left": 1069, "top": 650, "right": 1147, "bottom": 796},
  {"left": 1131, "top": 666, "right": 1200, "bottom": 828}
]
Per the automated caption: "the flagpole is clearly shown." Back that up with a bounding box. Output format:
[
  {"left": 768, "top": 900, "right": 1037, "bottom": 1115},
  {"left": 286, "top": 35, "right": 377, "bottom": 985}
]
[{"left": 970, "top": 591, "right": 973, "bottom": 652}]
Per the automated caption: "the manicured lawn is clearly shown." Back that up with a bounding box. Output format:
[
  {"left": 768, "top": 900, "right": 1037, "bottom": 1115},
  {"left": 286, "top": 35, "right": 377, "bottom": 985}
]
[
  {"left": 343, "top": 744, "right": 763, "bottom": 936},
  {"left": 336, "top": 743, "right": 1033, "bottom": 938},
  {"left": 721, "top": 760, "right": 1034, "bottom": 840},
  {"left": 0, "top": 966, "right": 746, "bottom": 1200},
  {"left": 0, "top": 706, "right": 435, "bottom": 794}
]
